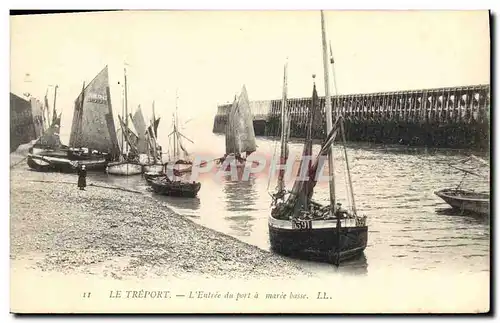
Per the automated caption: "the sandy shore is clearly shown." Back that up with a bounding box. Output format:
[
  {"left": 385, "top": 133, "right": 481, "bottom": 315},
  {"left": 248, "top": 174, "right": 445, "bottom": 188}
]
[{"left": 10, "top": 160, "right": 311, "bottom": 280}]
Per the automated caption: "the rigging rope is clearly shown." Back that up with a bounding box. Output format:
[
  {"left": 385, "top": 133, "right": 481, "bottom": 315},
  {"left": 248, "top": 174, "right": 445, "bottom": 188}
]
[
  {"left": 340, "top": 118, "right": 357, "bottom": 216},
  {"left": 266, "top": 122, "right": 281, "bottom": 192}
]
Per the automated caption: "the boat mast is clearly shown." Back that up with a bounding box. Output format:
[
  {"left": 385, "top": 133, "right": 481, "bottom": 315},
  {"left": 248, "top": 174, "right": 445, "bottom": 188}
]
[
  {"left": 123, "top": 67, "right": 129, "bottom": 159},
  {"left": 44, "top": 88, "right": 50, "bottom": 130},
  {"left": 278, "top": 60, "right": 288, "bottom": 193},
  {"left": 53, "top": 85, "right": 58, "bottom": 125},
  {"left": 321, "top": 10, "right": 336, "bottom": 212},
  {"left": 152, "top": 100, "right": 157, "bottom": 163},
  {"left": 121, "top": 81, "right": 125, "bottom": 156},
  {"left": 173, "top": 90, "right": 179, "bottom": 161}
]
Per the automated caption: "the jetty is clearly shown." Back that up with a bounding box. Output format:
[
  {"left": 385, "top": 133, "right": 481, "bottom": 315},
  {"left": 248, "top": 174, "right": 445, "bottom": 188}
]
[
  {"left": 212, "top": 84, "right": 490, "bottom": 149},
  {"left": 10, "top": 92, "right": 46, "bottom": 152}
]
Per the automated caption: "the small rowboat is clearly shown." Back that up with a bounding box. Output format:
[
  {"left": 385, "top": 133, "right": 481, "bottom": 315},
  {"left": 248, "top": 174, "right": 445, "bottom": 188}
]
[{"left": 435, "top": 188, "right": 490, "bottom": 216}]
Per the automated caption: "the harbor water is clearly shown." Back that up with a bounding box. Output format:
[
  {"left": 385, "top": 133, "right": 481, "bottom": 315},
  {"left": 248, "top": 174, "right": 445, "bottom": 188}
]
[{"left": 89, "top": 132, "right": 490, "bottom": 276}]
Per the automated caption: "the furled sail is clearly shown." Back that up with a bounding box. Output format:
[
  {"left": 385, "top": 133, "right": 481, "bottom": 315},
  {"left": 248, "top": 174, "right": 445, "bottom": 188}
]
[
  {"left": 69, "top": 66, "right": 120, "bottom": 158},
  {"left": 118, "top": 115, "right": 139, "bottom": 156},
  {"left": 225, "top": 85, "right": 257, "bottom": 156},
  {"left": 285, "top": 82, "right": 342, "bottom": 214},
  {"left": 43, "top": 90, "right": 50, "bottom": 132},
  {"left": 146, "top": 117, "right": 162, "bottom": 161},
  {"left": 287, "top": 83, "right": 319, "bottom": 212},
  {"left": 130, "top": 105, "right": 148, "bottom": 154}
]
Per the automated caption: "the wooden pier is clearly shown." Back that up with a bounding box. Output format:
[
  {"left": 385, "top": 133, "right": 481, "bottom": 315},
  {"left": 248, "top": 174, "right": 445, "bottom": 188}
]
[{"left": 212, "top": 84, "right": 490, "bottom": 149}]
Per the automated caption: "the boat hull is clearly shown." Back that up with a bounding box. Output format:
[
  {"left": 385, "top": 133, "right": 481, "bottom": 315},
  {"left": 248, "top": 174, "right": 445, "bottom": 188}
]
[
  {"left": 143, "top": 164, "right": 164, "bottom": 174},
  {"left": 106, "top": 162, "right": 143, "bottom": 176},
  {"left": 435, "top": 189, "right": 490, "bottom": 216},
  {"left": 150, "top": 179, "right": 201, "bottom": 198},
  {"left": 27, "top": 154, "right": 107, "bottom": 173},
  {"left": 268, "top": 216, "right": 368, "bottom": 263},
  {"left": 27, "top": 155, "right": 55, "bottom": 172},
  {"left": 144, "top": 172, "right": 165, "bottom": 184}
]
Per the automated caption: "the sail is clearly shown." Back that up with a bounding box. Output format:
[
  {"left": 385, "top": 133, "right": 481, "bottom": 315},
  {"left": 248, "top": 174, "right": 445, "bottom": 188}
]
[
  {"left": 225, "top": 97, "right": 240, "bottom": 154},
  {"left": 131, "top": 106, "right": 148, "bottom": 154},
  {"left": 287, "top": 83, "right": 321, "bottom": 210},
  {"left": 34, "top": 114, "right": 62, "bottom": 148},
  {"left": 69, "top": 66, "right": 120, "bottom": 157},
  {"left": 118, "top": 115, "right": 139, "bottom": 156},
  {"left": 147, "top": 117, "right": 161, "bottom": 141},
  {"left": 43, "top": 90, "right": 50, "bottom": 131},
  {"left": 146, "top": 117, "right": 162, "bottom": 161},
  {"left": 178, "top": 137, "right": 189, "bottom": 159},
  {"left": 116, "top": 128, "right": 123, "bottom": 153},
  {"left": 225, "top": 86, "right": 257, "bottom": 155},
  {"left": 50, "top": 97, "right": 58, "bottom": 128},
  {"left": 236, "top": 85, "right": 257, "bottom": 155}
]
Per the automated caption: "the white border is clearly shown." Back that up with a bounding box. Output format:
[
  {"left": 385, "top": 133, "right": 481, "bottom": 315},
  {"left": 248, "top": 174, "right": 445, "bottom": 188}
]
[{"left": 3, "top": 1, "right": 497, "bottom": 322}]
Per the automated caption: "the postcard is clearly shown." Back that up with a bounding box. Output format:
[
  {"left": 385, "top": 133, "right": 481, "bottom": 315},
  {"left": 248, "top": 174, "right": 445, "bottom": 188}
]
[{"left": 9, "top": 9, "right": 490, "bottom": 314}]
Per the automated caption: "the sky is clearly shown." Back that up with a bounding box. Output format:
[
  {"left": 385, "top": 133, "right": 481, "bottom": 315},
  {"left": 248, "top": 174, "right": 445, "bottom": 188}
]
[{"left": 10, "top": 10, "right": 490, "bottom": 142}]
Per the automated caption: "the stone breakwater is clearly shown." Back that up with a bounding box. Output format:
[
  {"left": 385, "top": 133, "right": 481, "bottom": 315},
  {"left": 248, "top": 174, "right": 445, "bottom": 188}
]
[{"left": 10, "top": 162, "right": 311, "bottom": 280}]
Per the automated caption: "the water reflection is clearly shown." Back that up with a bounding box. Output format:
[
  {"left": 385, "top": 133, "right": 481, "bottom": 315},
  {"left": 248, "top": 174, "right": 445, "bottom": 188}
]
[
  {"left": 287, "top": 253, "right": 369, "bottom": 276},
  {"left": 335, "top": 254, "right": 369, "bottom": 276},
  {"left": 151, "top": 194, "right": 201, "bottom": 212},
  {"left": 222, "top": 173, "right": 257, "bottom": 237},
  {"left": 435, "top": 207, "right": 490, "bottom": 223},
  {"left": 83, "top": 133, "right": 490, "bottom": 274}
]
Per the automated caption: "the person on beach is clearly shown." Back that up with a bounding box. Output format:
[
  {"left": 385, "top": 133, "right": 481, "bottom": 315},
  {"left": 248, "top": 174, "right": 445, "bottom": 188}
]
[{"left": 77, "top": 164, "right": 87, "bottom": 190}]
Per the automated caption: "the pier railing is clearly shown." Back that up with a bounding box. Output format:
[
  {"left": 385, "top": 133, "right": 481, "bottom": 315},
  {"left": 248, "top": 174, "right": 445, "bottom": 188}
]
[{"left": 213, "top": 84, "right": 490, "bottom": 149}]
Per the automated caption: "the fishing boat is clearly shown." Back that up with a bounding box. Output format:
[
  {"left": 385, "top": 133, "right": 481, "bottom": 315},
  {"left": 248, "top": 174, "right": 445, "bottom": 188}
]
[
  {"left": 144, "top": 93, "right": 198, "bottom": 181},
  {"left": 435, "top": 189, "right": 489, "bottom": 216},
  {"left": 106, "top": 66, "right": 143, "bottom": 176},
  {"left": 435, "top": 155, "right": 490, "bottom": 216},
  {"left": 28, "top": 66, "right": 120, "bottom": 172},
  {"left": 142, "top": 101, "right": 164, "bottom": 174},
  {"left": 31, "top": 86, "right": 63, "bottom": 156},
  {"left": 69, "top": 66, "right": 121, "bottom": 170},
  {"left": 144, "top": 171, "right": 164, "bottom": 184},
  {"left": 150, "top": 176, "right": 201, "bottom": 198},
  {"left": 164, "top": 97, "right": 196, "bottom": 176},
  {"left": 217, "top": 85, "right": 258, "bottom": 170},
  {"left": 27, "top": 154, "right": 106, "bottom": 172},
  {"left": 130, "top": 104, "right": 152, "bottom": 165},
  {"left": 268, "top": 11, "right": 368, "bottom": 265},
  {"left": 106, "top": 116, "right": 143, "bottom": 175}
]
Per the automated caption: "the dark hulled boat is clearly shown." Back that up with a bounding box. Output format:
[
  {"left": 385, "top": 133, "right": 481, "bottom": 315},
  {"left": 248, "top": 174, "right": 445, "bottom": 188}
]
[
  {"left": 150, "top": 176, "right": 201, "bottom": 198},
  {"left": 27, "top": 66, "right": 121, "bottom": 173},
  {"left": 268, "top": 12, "right": 368, "bottom": 265},
  {"left": 27, "top": 154, "right": 107, "bottom": 173},
  {"left": 268, "top": 88, "right": 368, "bottom": 264}
]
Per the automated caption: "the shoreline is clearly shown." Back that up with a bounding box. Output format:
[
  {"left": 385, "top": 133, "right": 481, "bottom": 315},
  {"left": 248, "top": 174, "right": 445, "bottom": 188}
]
[{"left": 10, "top": 159, "right": 312, "bottom": 280}]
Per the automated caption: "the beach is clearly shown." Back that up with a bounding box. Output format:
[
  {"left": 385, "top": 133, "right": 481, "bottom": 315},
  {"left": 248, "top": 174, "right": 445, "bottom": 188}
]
[
  {"left": 10, "top": 157, "right": 311, "bottom": 280},
  {"left": 10, "top": 153, "right": 490, "bottom": 314}
]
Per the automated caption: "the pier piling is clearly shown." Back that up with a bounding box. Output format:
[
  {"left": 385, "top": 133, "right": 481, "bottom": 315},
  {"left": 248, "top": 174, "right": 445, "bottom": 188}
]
[{"left": 212, "top": 84, "right": 490, "bottom": 149}]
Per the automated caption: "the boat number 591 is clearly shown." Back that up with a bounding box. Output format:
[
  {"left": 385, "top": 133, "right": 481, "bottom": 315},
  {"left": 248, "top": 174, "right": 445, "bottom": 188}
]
[{"left": 291, "top": 219, "right": 312, "bottom": 230}]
